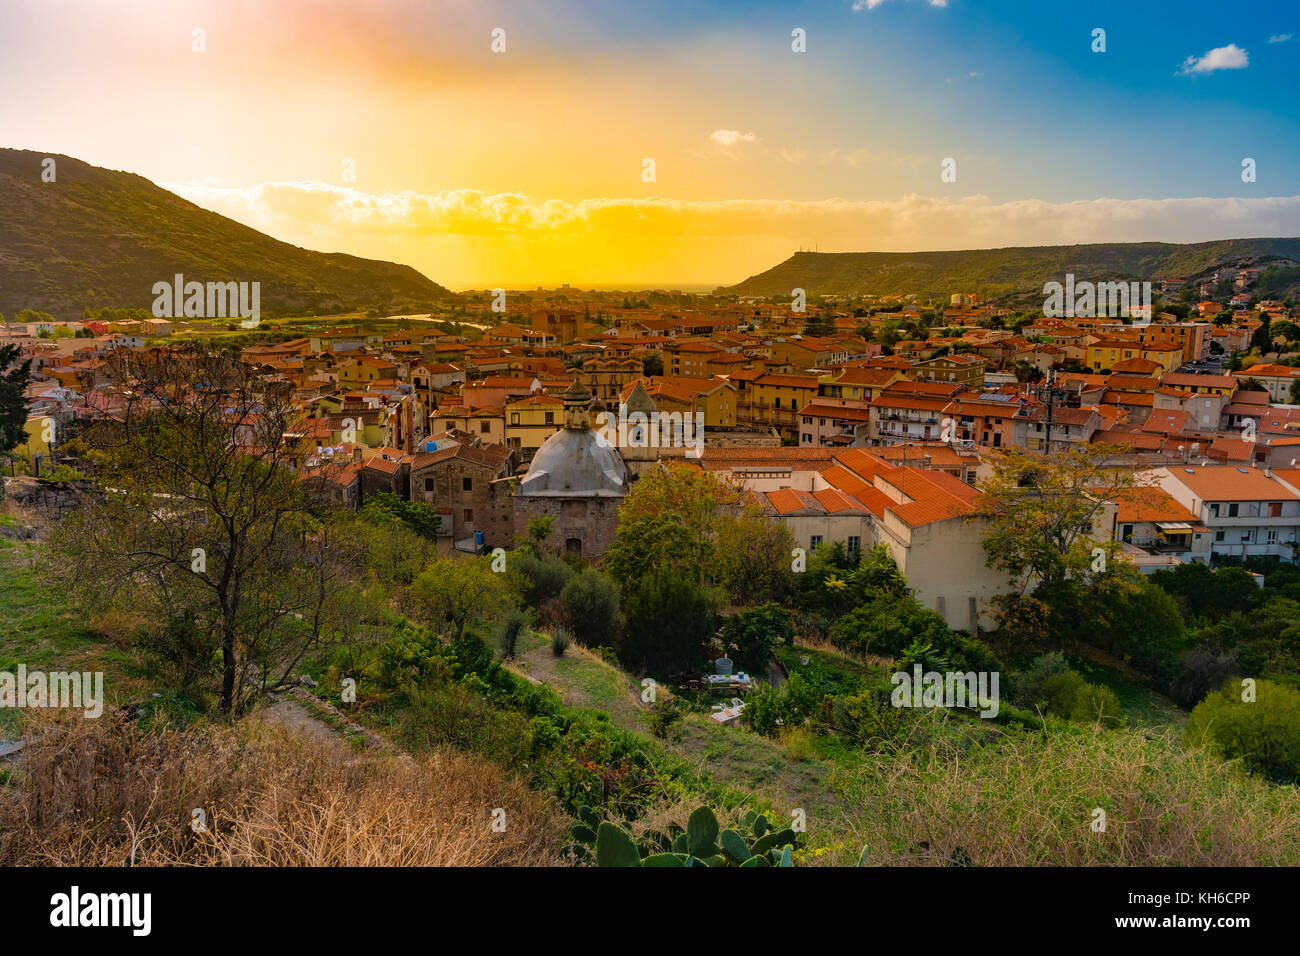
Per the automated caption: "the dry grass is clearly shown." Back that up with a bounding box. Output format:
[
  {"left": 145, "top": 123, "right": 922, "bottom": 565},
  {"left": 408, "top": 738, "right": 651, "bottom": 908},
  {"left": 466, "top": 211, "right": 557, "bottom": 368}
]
[
  {"left": 0, "top": 713, "right": 568, "bottom": 866},
  {"left": 809, "top": 726, "right": 1300, "bottom": 866}
]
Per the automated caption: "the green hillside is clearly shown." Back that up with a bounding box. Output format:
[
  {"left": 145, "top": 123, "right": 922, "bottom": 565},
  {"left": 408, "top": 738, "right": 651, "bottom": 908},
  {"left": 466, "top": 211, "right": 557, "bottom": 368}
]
[
  {"left": 0, "top": 148, "right": 450, "bottom": 318},
  {"left": 721, "top": 239, "right": 1300, "bottom": 302}
]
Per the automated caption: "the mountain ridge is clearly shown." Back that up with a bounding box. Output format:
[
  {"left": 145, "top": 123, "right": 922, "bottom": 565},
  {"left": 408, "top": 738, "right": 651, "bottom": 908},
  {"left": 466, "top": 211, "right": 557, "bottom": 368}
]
[
  {"left": 0, "top": 148, "right": 450, "bottom": 319},
  {"left": 719, "top": 239, "right": 1300, "bottom": 302}
]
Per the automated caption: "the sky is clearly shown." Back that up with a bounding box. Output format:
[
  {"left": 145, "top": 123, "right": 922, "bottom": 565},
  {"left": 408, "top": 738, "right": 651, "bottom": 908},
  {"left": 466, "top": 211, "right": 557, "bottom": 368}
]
[{"left": 1, "top": 0, "right": 1298, "bottom": 289}]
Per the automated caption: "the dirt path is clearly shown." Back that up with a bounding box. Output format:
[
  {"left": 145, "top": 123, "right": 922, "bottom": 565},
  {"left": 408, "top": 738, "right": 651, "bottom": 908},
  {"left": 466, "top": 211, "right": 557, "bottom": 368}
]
[{"left": 504, "top": 635, "right": 838, "bottom": 810}]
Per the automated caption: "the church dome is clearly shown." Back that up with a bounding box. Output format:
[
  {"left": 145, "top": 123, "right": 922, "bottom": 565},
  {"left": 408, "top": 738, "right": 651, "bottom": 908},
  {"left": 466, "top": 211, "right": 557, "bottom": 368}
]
[
  {"left": 519, "top": 427, "right": 628, "bottom": 497},
  {"left": 518, "top": 380, "right": 629, "bottom": 497}
]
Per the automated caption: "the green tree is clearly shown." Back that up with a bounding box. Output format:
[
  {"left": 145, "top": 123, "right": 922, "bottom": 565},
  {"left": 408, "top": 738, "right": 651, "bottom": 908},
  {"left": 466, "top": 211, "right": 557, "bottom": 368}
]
[
  {"left": 0, "top": 343, "right": 34, "bottom": 456},
  {"left": 620, "top": 566, "right": 716, "bottom": 674},
  {"left": 721, "top": 604, "right": 793, "bottom": 672},
  {"left": 47, "top": 346, "right": 359, "bottom": 713},
  {"left": 408, "top": 556, "right": 511, "bottom": 638},
  {"left": 560, "top": 567, "right": 624, "bottom": 648},
  {"left": 1185, "top": 679, "right": 1300, "bottom": 783}
]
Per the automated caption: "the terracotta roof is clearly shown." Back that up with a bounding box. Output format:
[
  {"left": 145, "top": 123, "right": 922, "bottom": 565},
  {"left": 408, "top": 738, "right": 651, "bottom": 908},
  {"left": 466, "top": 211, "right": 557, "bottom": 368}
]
[{"left": 1164, "top": 464, "right": 1298, "bottom": 501}]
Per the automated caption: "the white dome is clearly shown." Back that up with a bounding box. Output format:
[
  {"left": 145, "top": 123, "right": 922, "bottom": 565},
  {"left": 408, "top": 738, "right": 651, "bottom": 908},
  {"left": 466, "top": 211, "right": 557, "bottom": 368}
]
[{"left": 518, "top": 427, "right": 628, "bottom": 497}]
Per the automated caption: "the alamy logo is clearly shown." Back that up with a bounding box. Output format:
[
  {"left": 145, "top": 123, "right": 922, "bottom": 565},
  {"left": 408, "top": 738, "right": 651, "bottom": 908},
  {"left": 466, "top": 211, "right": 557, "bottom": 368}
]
[
  {"left": 152, "top": 273, "right": 261, "bottom": 328},
  {"left": 594, "top": 404, "right": 705, "bottom": 458},
  {"left": 1043, "top": 274, "right": 1151, "bottom": 320},
  {"left": 0, "top": 665, "right": 103, "bottom": 718},
  {"left": 50, "top": 886, "right": 151, "bottom": 936},
  {"left": 891, "top": 665, "right": 1000, "bottom": 718}
]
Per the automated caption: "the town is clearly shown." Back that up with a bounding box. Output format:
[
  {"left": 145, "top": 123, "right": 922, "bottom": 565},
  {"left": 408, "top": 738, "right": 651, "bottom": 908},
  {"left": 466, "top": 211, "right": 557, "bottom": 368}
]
[{"left": 6, "top": 269, "right": 1297, "bottom": 636}]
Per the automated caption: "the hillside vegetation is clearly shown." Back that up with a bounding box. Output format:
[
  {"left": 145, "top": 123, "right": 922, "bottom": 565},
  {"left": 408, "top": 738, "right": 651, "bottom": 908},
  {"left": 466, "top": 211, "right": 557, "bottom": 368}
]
[
  {"left": 721, "top": 240, "right": 1300, "bottom": 302},
  {"left": 0, "top": 148, "right": 450, "bottom": 318}
]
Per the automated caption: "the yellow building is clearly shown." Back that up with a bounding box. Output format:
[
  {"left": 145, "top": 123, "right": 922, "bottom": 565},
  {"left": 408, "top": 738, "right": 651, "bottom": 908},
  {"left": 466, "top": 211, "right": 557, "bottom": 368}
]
[
  {"left": 746, "top": 373, "right": 821, "bottom": 436},
  {"left": 1086, "top": 339, "right": 1182, "bottom": 375},
  {"left": 505, "top": 393, "right": 565, "bottom": 463}
]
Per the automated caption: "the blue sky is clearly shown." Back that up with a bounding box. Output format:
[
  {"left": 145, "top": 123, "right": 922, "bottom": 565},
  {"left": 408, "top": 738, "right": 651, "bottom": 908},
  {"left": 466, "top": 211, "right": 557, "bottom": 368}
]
[{"left": 1, "top": 0, "right": 1296, "bottom": 285}]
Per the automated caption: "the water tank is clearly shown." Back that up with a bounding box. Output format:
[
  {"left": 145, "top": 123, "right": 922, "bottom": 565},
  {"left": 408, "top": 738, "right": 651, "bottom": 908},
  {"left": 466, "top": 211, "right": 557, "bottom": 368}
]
[{"left": 714, "top": 657, "right": 733, "bottom": 676}]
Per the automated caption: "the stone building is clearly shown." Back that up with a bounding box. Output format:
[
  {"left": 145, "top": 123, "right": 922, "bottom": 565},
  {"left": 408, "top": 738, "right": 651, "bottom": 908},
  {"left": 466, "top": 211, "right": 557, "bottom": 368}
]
[{"left": 513, "top": 380, "right": 628, "bottom": 557}]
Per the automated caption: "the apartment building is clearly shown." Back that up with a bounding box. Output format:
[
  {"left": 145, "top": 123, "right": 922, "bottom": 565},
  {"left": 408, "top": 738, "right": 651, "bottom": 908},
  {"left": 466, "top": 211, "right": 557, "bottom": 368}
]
[{"left": 1153, "top": 464, "right": 1300, "bottom": 562}]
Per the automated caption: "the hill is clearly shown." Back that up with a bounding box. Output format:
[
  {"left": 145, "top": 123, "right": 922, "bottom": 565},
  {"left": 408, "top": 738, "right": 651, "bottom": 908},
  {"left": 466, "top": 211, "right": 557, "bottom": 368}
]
[
  {"left": 720, "top": 239, "right": 1300, "bottom": 303},
  {"left": 0, "top": 149, "right": 450, "bottom": 318}
]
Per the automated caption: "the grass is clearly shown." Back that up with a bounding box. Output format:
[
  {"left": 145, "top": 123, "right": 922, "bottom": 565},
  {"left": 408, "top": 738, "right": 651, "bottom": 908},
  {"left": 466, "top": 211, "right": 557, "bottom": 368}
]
[
  {"left": 0, "top": 543, "right": 166, "bottom": 734},
  {"left": 1068, "top": 655, "right": 1186, "bottom": 729},
  {"left": 0, "top": 713, "right": 569, "bottom": 866}
]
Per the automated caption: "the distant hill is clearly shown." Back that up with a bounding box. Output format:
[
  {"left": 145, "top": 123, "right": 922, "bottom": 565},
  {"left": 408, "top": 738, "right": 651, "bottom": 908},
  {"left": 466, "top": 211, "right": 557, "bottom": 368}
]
[
  {"left": 0, "top": 149, "right": 451, "bottom": 319},
  {"left": 720, "top": 240, "right": 1300, "bottom": 304}
]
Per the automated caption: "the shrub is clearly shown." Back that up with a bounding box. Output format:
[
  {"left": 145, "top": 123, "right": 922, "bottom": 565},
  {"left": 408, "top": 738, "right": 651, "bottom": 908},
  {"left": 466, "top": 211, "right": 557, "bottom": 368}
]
[
  {"left": 497, "top": 609, "right": 528, "bottom": 659},
  {"left": 1185, "top": 679, "right": 1300, "bottom": 784},
  {"left": 720, "top": 604, "right": 792, "bottom": 674},
  {"left": 1070, "top": 682, "right": 1123, "bottom": 728},
  {"left": 1038, "top": 670, "right": 1087, "bottom": 717},
  {"left": 1170, "top": 645, "right": 1240, "bottom": 709},
  {"left": 510, "top": 552, "right": 574, "bottom": 608},
  {"left": 1013, "top": 652, "right": 1070, "bottom": 707},
  {"left": 551, "top": 626, "right": 573, "bottom": 657},
  {"left": 646, "top": 698, "right": 683, "bottom": 741},
  {"left": 560, "top": 568, "right": 623, "bottom": 648},
  {"left": 778, "top": 726, "right": 815, "bottom": 761}
]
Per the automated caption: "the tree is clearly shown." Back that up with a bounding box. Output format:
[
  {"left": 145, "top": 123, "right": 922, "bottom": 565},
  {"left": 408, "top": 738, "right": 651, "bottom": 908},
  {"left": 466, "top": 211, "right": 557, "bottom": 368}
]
[
  {"left": 604, "top": 462, "right": 741, "bottom": 591},
  {"left": 47, "top": 345, "right": 358, "bottom": 713},
  {"left": 408, "top": 556, "right": 510, "bottom": 639},
  {"left": 560, "top": 567, "right": 624, "bottom": 648},
  {"left": 721, "top": 604, "right": 793, "bottom": 672},
  {"left": 1185, "top": 679, "right": 1300, "bottom": 784},
  {"left": 0, "top": 343, "right": 33, "bottom": 456},
  {"left": 620, "top": 566, "right": 716, "bottom": 674},
  {"left": 978, "top": 443, "right": 1137, "bottom": 593},
  {"left": 641, "top": 352, "right": 663, "bottom": 377}
]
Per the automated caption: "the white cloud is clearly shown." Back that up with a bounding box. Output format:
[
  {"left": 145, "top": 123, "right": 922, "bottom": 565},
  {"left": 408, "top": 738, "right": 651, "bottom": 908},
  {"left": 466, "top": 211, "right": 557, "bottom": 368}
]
[
  {"left": 709, "top": 129, "right": 760, "bottom": 148},
  {"left": 1268, "top": 34, "right": 1292, "bottom": 44},
  {"left": 1178, "top": 43, "right": 1249, "bottom": 75},
  {"left": 162, "top": 182, "right": 1300, "bottom": 286},
  {"left": 168, "top": 181, "right": 1300, "bottom": 247}
]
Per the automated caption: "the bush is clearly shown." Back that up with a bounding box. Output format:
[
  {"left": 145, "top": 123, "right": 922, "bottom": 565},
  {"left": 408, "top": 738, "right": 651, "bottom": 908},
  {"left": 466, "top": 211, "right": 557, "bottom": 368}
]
[
  {"left": 778, "top": 726, "right": 815, "bottom": 761},
  {"left": 1185, "top": 679, "right": 1300, "bottom": 784},
  {"left": 1036, "top": 670, "right": 1120, "bottom": 726},
  {"left": 720, "top": 604, "right": 792, "bottom": 674},
  {"left": 1170, "top": 645, "right": 1240, "bottom": 709},
  {"left": 646, "top": 698, "right": 683, "bottom": 741},
  {"left": 510, "top": 552, "right": 574, "bottom": 608},
  {"left": 560, "top": 568, "right": 623, "bottom": 648},
  {"left": 497, "top": 609, "right": 528, "bottom": 659},
  {"left": 551, "top": 626, "right": 573, "bottom": 657},
  {"left": 1013, "top": 652, "right": 1070, "bottom": 707},
  {"left": 1070, "top": 682, "right": 1123, "bottom": 728}
]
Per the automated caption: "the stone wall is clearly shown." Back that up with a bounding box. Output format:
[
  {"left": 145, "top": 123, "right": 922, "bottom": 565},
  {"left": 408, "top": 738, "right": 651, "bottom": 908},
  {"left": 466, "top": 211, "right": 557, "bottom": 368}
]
[{"left": 0, "top": 476, "right": 94, "bottom": 528}]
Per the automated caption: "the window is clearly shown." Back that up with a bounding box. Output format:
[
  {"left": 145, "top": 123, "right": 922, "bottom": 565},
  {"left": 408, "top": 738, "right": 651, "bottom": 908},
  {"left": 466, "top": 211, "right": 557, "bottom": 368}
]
[
  {"left": 810, "top": 535, "right": 823, "bottom": 549},
  {"left": 511, "top": 413, "right": 520, "bottom": 425},
  {"left": 801, "top": 433, "right": 812, "bottom": 444},
  {"left": 1121, "top": 524, "right": 1133, "bottom": 543},
  {"left": 1228, "top": 503, "right": 1239, "bottom": 518},
  {"left": 544, "top": 412, "right": 554, "bottom": 425},
  {"left": 848, "top": 536, "right": 861, "bottom": 555},
  {"left": 479, "top": 420, "right": 491, "bottom": 433},
  {"left": 1209, "top": 503, "right": 1220, "bottom": 517},
  {"left": 1267, "top": 529, "right": 1279, "bottom": 544},
  {"left": 463, "top": 509, "right": 473, "bottom": 522},
  {"left": 462, "top": 477, "right": 472, "bottom": 492},
  {"left": 1269, "top": 502, "right": 1283, "bottom": 518},
  {"left": 1215, "top": 531, "right": 1225, "bottom": 542}
]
